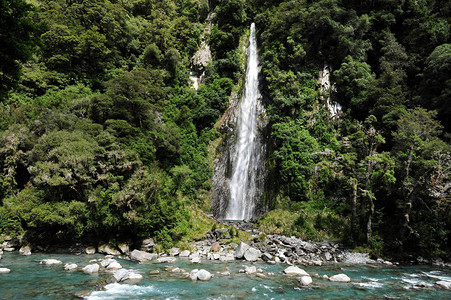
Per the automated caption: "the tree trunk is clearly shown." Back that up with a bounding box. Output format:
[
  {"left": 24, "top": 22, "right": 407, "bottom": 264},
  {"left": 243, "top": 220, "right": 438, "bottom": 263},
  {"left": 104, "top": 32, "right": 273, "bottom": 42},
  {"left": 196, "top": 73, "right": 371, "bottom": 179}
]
[{"left": 350, "top": 178, "right": 358, "bottom": 242}]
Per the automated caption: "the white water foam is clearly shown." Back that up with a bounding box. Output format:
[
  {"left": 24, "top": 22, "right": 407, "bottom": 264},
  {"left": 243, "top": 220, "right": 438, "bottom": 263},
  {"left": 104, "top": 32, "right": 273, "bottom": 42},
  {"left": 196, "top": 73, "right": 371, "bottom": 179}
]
[{"left": 87, "top": 283, "right": 155, "bottom": 300}]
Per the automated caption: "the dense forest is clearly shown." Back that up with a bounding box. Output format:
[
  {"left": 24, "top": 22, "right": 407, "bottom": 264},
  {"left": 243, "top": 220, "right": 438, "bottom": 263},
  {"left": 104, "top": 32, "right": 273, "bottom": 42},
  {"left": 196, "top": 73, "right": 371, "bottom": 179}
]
[{"left": 0, "top": 0, "right": 450, "bottom": 260}]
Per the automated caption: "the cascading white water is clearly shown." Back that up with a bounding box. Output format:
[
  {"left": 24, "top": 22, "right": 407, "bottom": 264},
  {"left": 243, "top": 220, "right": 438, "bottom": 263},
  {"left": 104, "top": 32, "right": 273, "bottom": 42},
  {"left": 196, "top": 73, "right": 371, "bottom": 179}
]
[{"left": 225, "top": 23, "right": 263, "bottom": 221}]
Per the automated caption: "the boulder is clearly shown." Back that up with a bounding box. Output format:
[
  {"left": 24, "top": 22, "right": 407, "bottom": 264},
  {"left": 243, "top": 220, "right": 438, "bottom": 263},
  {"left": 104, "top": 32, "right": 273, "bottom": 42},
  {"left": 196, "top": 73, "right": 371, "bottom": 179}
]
[
  {"left": 3, "top": 247, "right": 15, "bottom": 252},
  {"left": 129, "top": 249, "right": 157, "bottom": 262},
  {"left": 0, "top": 268, "right": 11, "bottom": 274},
  {"left": 140, "top": 238, "right": 155, "bottom": 252},
  {"left": 118, "top": 243, "right": 130, "bottom": 255},
  {"left": 197, "top": 269, "right": 212, "bottom": 281},
  {"left": 128, "top": 273, "right": 143, "bottom": 280},
  {"left": 113, "top": 269, "right": 130, "bottom": 282},
  {"left": 219, "top": 253, "right": 235, "bottom": 262},
  {"left": 83, "top": 263, "right": 100, "bottom": 273},
  {"left": 156, "top": 257, "right": 177, "bottom": 263},
  {"left": 262, "top": 252, "right": 273, "bottom": 262},
  {"left": 211, "top": 242, "right": 221, "bottom": 252},
  {"left": 98, "top": 244, "right": 121, "bottom": 256},
  {"left": 149, "top": 270, "right": 160, "bottom": 275},
  {"left": 19, "top": 245, "right": 32, "bottom": 256},
  {"left": 284, "top": 266, "right": 309, "bottom": 276},
  {"left": 100, "top": 258, "right": 116, "bottom": 268},
  {"left": 64, "top": 263, "right": 77, "bottom": 271},
  {"left": 40, "top": 259, "right": 62, "bottom": 265},
  {"left": 324, "top": 252, "right": 332, "bottom": 261},
  {"left": 179, "top": 250, "right": 190, "bottom": 257},
  {"left": 106, "top": 261, "right": 122, "bottom": 270},
  {"left": 235, "top": 242, "right": 250, "bottom": 259},
  {"left": 244, "top": 247, "right": 261, "bottom": 262},
  {"left": 299, "top": 276, "right": 313, "bottom": 286},
  {"left": 191, "top": 257, "right": 201, "bottom": 264},
  {"left": 329, "top": 274, "right": 351, "bottom": 282},
  {"left": 245, "top": 266, "right": 257, "bottom": 274},
  {"left": 169, "top": 248, "right": 180, "bottom": 256},
  {"left": 436, "top": 281, "right": 451, "bottom": 289},
  {"left": 85, "top": 247, "right": 96, "bottom": 255},
  {"left": 190, "top": 269, "right": 199, "bottom": 281}
]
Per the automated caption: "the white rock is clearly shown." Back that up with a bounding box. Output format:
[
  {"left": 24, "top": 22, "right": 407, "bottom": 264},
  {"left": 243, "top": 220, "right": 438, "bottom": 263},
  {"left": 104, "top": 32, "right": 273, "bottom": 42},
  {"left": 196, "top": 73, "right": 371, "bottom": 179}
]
[
  {"left": 83, "top": 263, "right": 100, "bottom": 273},
  {"left": 191, "top": 257, "right": 201, "bottom": 264},
  {"left": 219, "top": 253, "right": 235, "bottom": 262},
  {"left": 436, "top": 281, "right": 451, "bottom": 289},
  {"left": 197, "top": 269, "right": 212, "bottom": 281},
  {"left": 129, "top": 249, "right": 157, "bottom": 262},
  {"left": 169, "top": 248, "right": 180, "bottom": 256},
  {"left": 40, "top": 259, "right": 62, "bottom": 265},
  {"left": 244, "top": 247, "right": 261, "bottom": 262},
  {"left": 220, "top": 271, "right": 231, "bottom": 276},
  {"left": 86, "top": 247, "right": 96, "bottom": 255},
  {"left": 213, "top": 253, "right": 220, "bottom": 260},
  {"left": 190, "top": 269, "right": 198, "bottom": 281},
  {"left": 156, "top": 257, "right": 176, "bottom": 263},
  {"left": 113, "top": 269, "right": 129, "bottom": 282},
  {"left": 299, "top": 276, "right": 313, "bottom": 286},
  {"left": 329, "top": 274, "right": 351, "bottom": 282},
  {"left": 106, "top": 261, "right": 122, "bottom": 270},
  {"left": 284, "top": 266, "right": 309, "bottom": 276},
  {"left": 64, "top": 263, "right": 77, "bottom": 271},
  {"left": 128, "top": 273, "right": 143, "bottom": 280},
  {"left": 322, "top": 275, "right": 329, "bottom": 280},
  {"left": 0, "top": 268, "right": 11, "bottom": 273},
  {"left": 19, "top": 245, "right": 32, "bottom": 256},
  {"left": 140, "top": 238, "right": 155, "bottom": 251},
  {"left": 235, "top": 242, "right": 250, "bottom": 259},
  {"left": 100, "top": 258, "right": 116, "bottom": 268},
  {"left": 179, "top": 250, "right": 190, "bottom": 257},
  {"left": 245, "top": 266, "right": 257, "bottom": 274},
  {"left": 3, "top": 247, "right": 15, "bottom": 252},
  {"left": 98, "top": 244, "right": 121, "bottom": 256}
]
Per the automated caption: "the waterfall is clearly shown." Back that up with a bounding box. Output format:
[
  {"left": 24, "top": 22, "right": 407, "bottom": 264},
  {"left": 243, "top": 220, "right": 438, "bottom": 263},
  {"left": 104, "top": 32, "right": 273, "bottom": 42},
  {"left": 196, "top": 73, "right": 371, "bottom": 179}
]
[{"left": 225, "top": 23, "right": 263, "bottom": 221}]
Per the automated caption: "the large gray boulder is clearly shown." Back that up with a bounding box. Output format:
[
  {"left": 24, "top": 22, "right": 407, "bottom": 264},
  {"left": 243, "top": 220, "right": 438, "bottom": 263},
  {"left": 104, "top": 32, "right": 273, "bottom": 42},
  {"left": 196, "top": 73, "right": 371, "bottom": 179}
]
[
  {"left": 106, "top": 261, "right": 122, "bottom": 270},
  {"left": 169, "top": 248, "right": 180, "bottom": 256},
  {"left": 329, "top": 274, "right": 351, "bottom": 282},
  {"left": 179, "top": 250, "right": 190, "bottom": 257},
  {"left": 197, "top": 269, "right": 212, "bottom": 281},
  {"left": 19, "top": 245, "right": 32, "bottom": 256},
  {"left": 284, "top": 266, "right": 309, "bottom": 276},
  {"left": 83, "top": 263, "right": 100, "bottom": 273},
  {"left": 0, "top": 268, "right": 11, "bottom": 273},
  {"left": 113, "top": 269, "right": 129, "bottom": 282},
  {"left": 129, "top": 249, "right": 157, "bottom": 262},
  {"left": 235, "top": 242, "right": 250, "bottom": 259},
  {"left": 244, "top": 247, "right": 261, "bottom": 262},
  {"left": 245, "top": 266, "right": 257, "bottom": 274},
  {"left": 98, "top": 244, "right": 121, "bottom": 256}
]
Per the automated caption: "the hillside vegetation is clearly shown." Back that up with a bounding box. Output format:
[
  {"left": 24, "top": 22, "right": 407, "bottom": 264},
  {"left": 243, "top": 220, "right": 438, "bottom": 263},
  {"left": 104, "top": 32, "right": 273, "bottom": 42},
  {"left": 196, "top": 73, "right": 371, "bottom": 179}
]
[{"left": 0, "top": 0, "right": 449, "bottom": 258}]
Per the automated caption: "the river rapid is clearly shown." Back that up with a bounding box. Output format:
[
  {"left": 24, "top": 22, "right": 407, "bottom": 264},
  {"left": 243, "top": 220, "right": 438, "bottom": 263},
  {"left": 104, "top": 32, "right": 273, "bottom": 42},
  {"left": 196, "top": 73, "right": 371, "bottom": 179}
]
[{"left": 1, "top": 252, "right": 450, "bottom": 299}]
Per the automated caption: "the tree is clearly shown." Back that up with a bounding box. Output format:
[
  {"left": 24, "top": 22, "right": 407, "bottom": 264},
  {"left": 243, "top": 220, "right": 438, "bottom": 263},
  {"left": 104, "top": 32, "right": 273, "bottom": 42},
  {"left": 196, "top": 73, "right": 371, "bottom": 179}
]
[{"left": 0, "top": 0, "right": 40, "bottom": 100}]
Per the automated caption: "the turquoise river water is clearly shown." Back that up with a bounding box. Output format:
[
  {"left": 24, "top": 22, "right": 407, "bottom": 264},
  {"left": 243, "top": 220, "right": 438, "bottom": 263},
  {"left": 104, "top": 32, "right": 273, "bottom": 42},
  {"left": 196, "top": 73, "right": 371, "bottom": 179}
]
[{"left": 0, "top": 252, "right": 450, "bottom": 299}]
